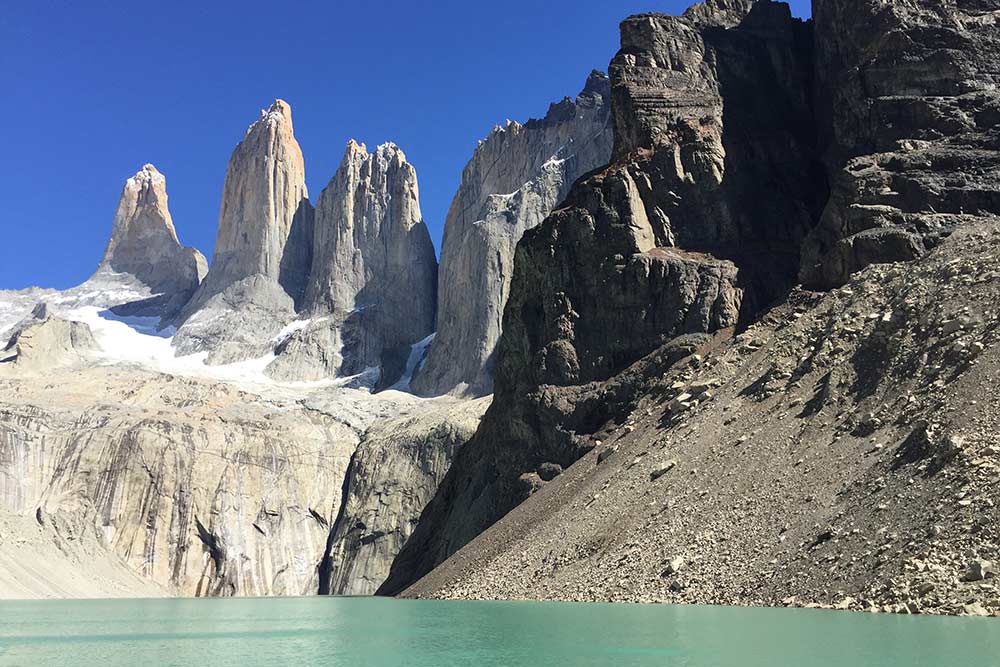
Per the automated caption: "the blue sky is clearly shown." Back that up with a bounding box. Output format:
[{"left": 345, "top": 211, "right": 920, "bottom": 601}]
[{"left": 0, "top": 0, "right": 811, "bottom": 290}]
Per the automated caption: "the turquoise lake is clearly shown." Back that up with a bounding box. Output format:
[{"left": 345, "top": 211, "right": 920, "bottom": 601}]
[{"left": 0, "top": 597, "right": 997, "bottom": 666}]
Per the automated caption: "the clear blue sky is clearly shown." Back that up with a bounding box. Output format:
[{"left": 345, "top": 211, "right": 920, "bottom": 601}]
[{"left": 0, "top": 0, "right": 811, "bottom": 290}]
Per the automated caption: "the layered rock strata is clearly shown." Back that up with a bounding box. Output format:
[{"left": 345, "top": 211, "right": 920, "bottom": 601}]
[
  {"left": 801, "top": 0, "right": 1000, "bottom": 286},
  {"left": 380, "top": 0, "right": 822, "bottom": 594},
  {"left": 412, "top": 72, "right": 614, "bottom": 397}
]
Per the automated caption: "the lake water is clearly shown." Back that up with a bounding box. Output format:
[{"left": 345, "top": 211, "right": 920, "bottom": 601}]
[{"left": 0, "top": 597, "right": 997, "bottom": 666}]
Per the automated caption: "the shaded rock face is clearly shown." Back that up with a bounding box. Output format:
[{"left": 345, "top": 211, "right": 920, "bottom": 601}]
[
  {"left": 273, "top": 141, "right": 437, "bottom": 383},
  {"left": 412, "top": 72, "right": 614, "bottom": 397},
  {"left": 609, "top": 1, "right": 824, "bottom": 309},
  {"left": 380, "top": 0, "right": 825, "bottom": 594},
  {"left": 318, "top": 398, "right": 489, "bottom": 595},
  {"left": 95, "top": 164, "right": 207, "bottom": 308},
  {"left": 801, "top": 0, "right": 1000, "bottom": 287},
  {"left": 401, "top": 219, "right": 1000, "bottom": 617},
  {"left": 174, "top": 100, "right": 314, "bottom": 363}
]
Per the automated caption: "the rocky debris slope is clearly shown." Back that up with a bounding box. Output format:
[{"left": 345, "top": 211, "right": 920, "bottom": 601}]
[
  {"left": 268, "top": 141, "right": 438, "bottom": 385},
  {"left": 174, "top": 100, "right": 314, "bottom": 364},
  {"left": 400, "top": 218, "right": 1000, "bottom": 617},
  {"left": 94, "top": 163, "right": 207, "bottom": 315},
  {"left": 380, "top": 0, "right": 823, "bottom": 594},
  {"left": 319, "top": 398, "right": 490, "bottom": 595},
  {"left": 412, "top": 71, "right": 614, "bottom": 397},
  {"left": 801, "top": 0, "right": 1000, "bottom": 287}
]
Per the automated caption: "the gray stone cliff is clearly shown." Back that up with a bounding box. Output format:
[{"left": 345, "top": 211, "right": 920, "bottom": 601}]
[
  {"left": 267, "top": 141, "right": 437, "bottom": 385},
  {"left": 412, "top": 72, "right": 613, "bottom": 397}
]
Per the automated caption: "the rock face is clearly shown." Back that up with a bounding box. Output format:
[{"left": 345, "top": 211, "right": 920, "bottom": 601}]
[
  {"left": 0, "top": 354, "right": 484, "bottom": 598},
  {"left": 0, "top": 366, "right": 354, "bottom": 596},
  {"left": 412, "top": 72, "right": 614, "bottom": 397},
  {"left": 95, "top": 164, "right": 207, "bottom": 310},
  {"left": 174, "top": 100, "right": 314, "bottom": 363},
  {"left": 382, "top": 0, "right": 1000, "bottom": 608},
  {"left": 380, "top": 0, "right": 822, "bottom": 594},
  {"left": 267, "top": 141, "right": 437, "bottom": 384},
  {"left": 0, "top": 309, "right": 98, "bottom": 372},
  {"left": 400, "top": 217, "right": 1000, "bottom": 617},
  {"left": 319, "top": 398, "right": 489, "bottom": 595},
  {"left": 800, "top": 0, "right": 1000, "bottom": 287}
]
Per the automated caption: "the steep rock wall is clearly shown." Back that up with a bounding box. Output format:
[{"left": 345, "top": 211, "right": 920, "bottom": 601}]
[{"left": 412, "top": 72, "right": 613, "bottom": 397}]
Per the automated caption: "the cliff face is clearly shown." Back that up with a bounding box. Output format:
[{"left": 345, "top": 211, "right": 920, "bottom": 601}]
[
  {"left": 380, "top": 0, "right": 822, "bottom": 594},
  {"left": 0, "top": 357, "right": 483, "bottom": 598},
  {"left": 412, "top": 72, "right": 614, "bottom": 397},
  {"left": 801, "top": 0, "right": 1000, "bottom": 287},
  {"left": 319, "top": 398, "right": 489, "bottom": 595},
  {"left": 173, "top": 100, "right": 314, "bottom": 364},
  {"left": 0, "top": 366, "right": 352, "bottom": 597},
  {"left": 382, "top": 0, "right": 1000, "bottom": 613},
  {"left": 198, "top": 99, "right": 313, "bottom": 302},
  {"left": 267, "top": 142, "right": 437, "bottom": 384}
]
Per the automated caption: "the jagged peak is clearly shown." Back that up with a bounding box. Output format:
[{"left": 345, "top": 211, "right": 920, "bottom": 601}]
[
  {"left": 124, "top": 163, "right": 165, "bottom": 190},
  {"left": 246, "top": 98, "right": 294, "bottom": 136},
  {"left": 340, "top": 139, "right": 409, "bottom": 165},
  {"left": 581, "top": 69, "right": 610, "bottom": 97},
  {"left": 376, "top": 141, "right": 406, "bottom": 162},
  {"left": 680, "top": 0, "right": 757, "bottom": 28}
]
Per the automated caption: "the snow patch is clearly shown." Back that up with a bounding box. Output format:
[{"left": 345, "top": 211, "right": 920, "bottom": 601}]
[
  {"left": 64, "top": 306, "right": 340, "bottom": 389},
  {"left": 389, "top": 333, "right": 435, "bottom": 392}
]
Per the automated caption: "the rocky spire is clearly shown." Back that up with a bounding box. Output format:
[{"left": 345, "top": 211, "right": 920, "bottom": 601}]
[
  {"left": 194, "top": 99, "right": 313, "bottom": 304},
  {"left": 410, "top": 71, "right": 613, "bottom": 397},
  {"left": 95, "top": 164, "right": 206, "bottom": 297},
  {"left": 173, "top": 100, "right": 314, "bottom": 363},
  {"left": 276, "top": 140, "right": 437, "bottom": 382}
]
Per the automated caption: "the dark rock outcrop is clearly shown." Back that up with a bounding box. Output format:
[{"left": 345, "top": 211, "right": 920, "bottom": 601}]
[
  {"left": 412, "top": 72, "right": 614, "bottom": 397},
  {"left": 800, "top": 0, "right": 1000, "bottom": 287},
  {"left": 380, "top": 0, "right": 824, "bottom": 594}
]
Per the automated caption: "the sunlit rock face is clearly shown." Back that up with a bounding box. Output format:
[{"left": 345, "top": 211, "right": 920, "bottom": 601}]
[
  {"left": 173, "top": 100, "right": 314, "bottom": 364},
  {"left": 412, "top": 71, "right": 613, "bottom": 398},
  {"left": 96, "top": 164, "right": 207, "bottom": 304}
]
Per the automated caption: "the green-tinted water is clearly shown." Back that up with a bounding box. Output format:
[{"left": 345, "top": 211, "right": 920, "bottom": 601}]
[{"left": 0, "top": 597, "right": 996, "bottom": 666}]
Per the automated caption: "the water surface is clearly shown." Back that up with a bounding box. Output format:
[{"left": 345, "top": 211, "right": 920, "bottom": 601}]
[{"left": 0, "top": 597, "right": 996, "bottom": 666}]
